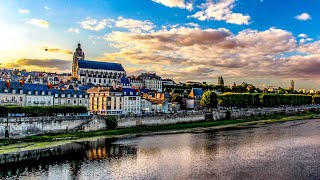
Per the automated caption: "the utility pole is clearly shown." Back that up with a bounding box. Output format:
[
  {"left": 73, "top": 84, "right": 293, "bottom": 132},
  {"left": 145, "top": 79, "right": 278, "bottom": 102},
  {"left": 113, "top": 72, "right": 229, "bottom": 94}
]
[{"left": 5, "top": 116, "right": 9, "bottom": 138}]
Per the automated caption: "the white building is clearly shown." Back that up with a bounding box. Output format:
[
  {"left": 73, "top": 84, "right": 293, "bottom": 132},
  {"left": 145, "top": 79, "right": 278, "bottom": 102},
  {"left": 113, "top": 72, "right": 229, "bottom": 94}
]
[
  {"left": 128, "top": 73, "right": 162, "bottom": 92},
  {"left": 141, "top": 98, "right": 152, "bottom": 114},
  {"left": 24, "top": 84, "right": 54, "bottom": 106},
  {"left": 0, "top": 81, "right": 25, "bottom": 106},
  {"left": 52, "top": 85, "right": 89, "bottom": 110},
  {"left": 122, "top": 88, "right": 141, "bottom": 115},
  {"left": 87, "top": 87, "right": 123, "bottom": 115}
]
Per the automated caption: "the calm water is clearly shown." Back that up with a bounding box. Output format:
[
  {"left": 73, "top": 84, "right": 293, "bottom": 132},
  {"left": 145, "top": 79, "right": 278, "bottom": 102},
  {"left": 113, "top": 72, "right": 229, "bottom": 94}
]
[{"left": 1, "top": 119, "right": 320, "bottom": 180}]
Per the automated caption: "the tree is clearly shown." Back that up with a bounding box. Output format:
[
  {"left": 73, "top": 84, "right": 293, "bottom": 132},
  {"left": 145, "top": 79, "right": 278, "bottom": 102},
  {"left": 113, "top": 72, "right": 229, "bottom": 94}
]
[
  {"left": 200, "top": 91, "right": 218, "bottom": 109},
  {"left": 106, "top": 116, "right": 118, "bottom": 129},
  {"left": 172, "top": 94, "right": 183, "bottom": 104}
]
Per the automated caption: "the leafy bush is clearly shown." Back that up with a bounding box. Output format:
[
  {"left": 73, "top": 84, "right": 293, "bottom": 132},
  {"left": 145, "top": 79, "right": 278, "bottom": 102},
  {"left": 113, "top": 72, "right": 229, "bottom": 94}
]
[
  {"left": 106, "top": 116, "right": 118, "bottom": 129},
  {"left": 200, "top": 91, "right": 218, "bottom": 109},
  {"left": 218, "top": 93, "right": 312, "bottom": 108},
  {"left": 0, "top": 106, "right": 88, "bottom": 117}
]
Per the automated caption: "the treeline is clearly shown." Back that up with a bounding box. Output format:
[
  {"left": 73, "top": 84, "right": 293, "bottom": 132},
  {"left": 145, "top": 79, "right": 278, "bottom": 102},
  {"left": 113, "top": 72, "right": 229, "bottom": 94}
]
[
  {"left": 218, "top": 93, "right": 319, "bottom": 107},
  {"left": 0, "top": 106, "right": 88, "bottom": 117}
]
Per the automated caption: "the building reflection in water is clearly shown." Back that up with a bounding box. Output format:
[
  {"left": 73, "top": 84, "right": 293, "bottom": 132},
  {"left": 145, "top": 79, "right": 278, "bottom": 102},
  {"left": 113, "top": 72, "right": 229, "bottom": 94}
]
[{"left": 0, "top": 138, "right": 137, "bottom": 179}]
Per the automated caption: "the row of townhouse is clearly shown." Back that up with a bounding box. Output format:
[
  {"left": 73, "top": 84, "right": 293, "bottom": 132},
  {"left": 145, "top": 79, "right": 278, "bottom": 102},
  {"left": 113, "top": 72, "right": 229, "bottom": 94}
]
[
  {"left": 0, "top": 81, "right": 89, "bottom": 109},
  {"left": 128, "top": 72, "right": 163, "bottom": 92},
  {"left": 0, "top": 80, "right": 171, "bottom": 115}
]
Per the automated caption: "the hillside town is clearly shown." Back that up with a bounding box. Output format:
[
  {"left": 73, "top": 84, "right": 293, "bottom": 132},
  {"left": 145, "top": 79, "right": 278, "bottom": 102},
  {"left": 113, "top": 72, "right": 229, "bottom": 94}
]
[{"left": 0, "top": 43, "right": 318, "bottom": 116}]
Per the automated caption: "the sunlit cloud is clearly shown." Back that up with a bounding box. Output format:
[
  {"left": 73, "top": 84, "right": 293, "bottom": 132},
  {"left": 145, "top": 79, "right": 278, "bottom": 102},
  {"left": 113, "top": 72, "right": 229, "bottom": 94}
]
[
  {"left": 152, "top": 0, "right": 193, "bottom": 11},
  {"left": 80, "top": 18, "right": 113, "bottom": 31},
  {"left": 295, "top": 13, "right": 311, "bottom": 21},
  {"left": 3, "top": 59, "right": 71, "bottom": 72},
  {"left": 26, "top": 18, "right": 49, "bottom": 29},
  {"left": 190, "top": 0, "right": 251, "bottom": 25},
  {"left": 68, "top": 28, "right": 80, "bottom": 34},
  {"left": 115, "top": 17, "right": 155, "bottom": 32},
  {"left": 44, "top": 6, "right": 51, "bottom": 10},
  {"left": 101, "top": 25, "right": 320, "bottom": 81},
  {"left": 18, "top": 9, "right": 30, "bottom": 14}
]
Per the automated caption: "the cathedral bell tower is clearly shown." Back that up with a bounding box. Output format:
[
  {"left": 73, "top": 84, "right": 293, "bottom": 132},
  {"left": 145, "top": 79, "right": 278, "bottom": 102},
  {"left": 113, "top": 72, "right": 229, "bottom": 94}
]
[{"left": 72, "top": 43, "right": 85, "bottom": 79}]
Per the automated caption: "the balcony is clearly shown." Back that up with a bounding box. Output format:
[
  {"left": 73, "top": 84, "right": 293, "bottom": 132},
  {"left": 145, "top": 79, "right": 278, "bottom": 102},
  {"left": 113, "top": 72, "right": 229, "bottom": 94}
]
[{"left": 1, "top": 100, "right": 20, "bottom": 105}]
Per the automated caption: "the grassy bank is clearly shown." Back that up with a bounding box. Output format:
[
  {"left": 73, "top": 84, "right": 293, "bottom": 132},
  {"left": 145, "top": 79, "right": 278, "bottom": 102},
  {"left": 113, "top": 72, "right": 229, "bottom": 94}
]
[{"left": 0, "top": 111, "right": 318, "bottom": 147}]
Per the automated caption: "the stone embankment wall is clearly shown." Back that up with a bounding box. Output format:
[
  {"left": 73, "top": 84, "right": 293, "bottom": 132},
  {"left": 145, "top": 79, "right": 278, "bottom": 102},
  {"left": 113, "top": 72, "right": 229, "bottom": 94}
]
[
  {"left": 0, "top": 105, "right": 318, "bottom": 139},
  {"left": 117, "top": 105, "right": 319, "bottom": 128},
  {"left": 0, "top": 116, "right": 93, "bottom": 139}
]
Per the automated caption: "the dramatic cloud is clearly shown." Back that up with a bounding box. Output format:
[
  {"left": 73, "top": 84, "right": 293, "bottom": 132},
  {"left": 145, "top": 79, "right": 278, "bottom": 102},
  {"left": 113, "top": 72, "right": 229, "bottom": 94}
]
[
  {"left": 26, "top": 18, "right": 49, "bottom": 28},
  {"left": 295, "top": 13, "right": 311, "bottom": 21},
  {"left": 190, "top": 0, "right": 251, "bottom": 25},
  {"left": 152, "top": 0, "right": 193, "bottom": 11},
  {"left": 41, "top": 47, "right": 73, "bottom": 54},
  {"left": 18, "top": 9, "right": 30, "bottom": 14},
  {"left": 3, "top": 59, "right": 71, "bottom": 72},
  {"left": 101, "top": 25, "right": 320, "bottom": 81},
  {"left": 80, "top": 18, "right": 113, "bottom": 31},
  {"left": 68, "top": 28, "right": 80, "bottom": 34},
  {"left": 115, "top": 17, "right": 155, "bottom": 32}
]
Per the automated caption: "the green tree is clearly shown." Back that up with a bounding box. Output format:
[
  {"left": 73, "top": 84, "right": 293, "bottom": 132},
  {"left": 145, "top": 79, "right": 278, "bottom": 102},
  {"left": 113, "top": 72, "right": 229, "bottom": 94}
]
[
  {"left": 200, "top": 91, "right": 218, "bottom": 109},
  {"left": 171, "top": 94, "right": 183, "bottom": 104},
  {"left": 106, "top": 116, "right": 118, "bottom": 129}
]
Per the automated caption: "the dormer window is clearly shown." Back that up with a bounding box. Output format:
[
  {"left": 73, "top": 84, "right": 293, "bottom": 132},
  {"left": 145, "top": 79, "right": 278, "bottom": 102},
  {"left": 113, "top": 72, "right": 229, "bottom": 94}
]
[
  {"left": 48, "top": 91, "right": 51, "bottom": 95},
  {"left": 73, "top": 94, "right": 77, "bottom": 98},
  {"left": 62, "top": 94, "right": 65, "bottom": 97},
  {"left": 55, "top": 94, "right": 58, "bottom": 97},
  {"left": 12, "top": 90, "right": 16, "bottom": 94},
  {"left": 28, "top": 90, "right": 31, "bottom": 95},
  {"left": 130, "top": 92, "right": 133, "bottom": 95},
  {"left": 67, "top": 94, "right": 71, "bottom": 98},
  {"left": 20, "top": 90, "right": 23, "bottom": 94},
  {"left": 79, "top": 95, "right": 83, "bottom": 98},
  {"left": 4, "top": 89, "right": 8, "bottom": 93},
  {"left": 35, "top": 91, "right": 38, "bottom": 95},
  {"left": 41, "top": 91, "right": 45, "bottom": 95}
]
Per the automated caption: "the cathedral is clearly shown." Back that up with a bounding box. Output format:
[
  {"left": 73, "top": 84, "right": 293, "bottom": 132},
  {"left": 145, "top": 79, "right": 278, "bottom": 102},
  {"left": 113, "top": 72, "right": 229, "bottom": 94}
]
[{"left": 72, "top": 43, "right": 126, "bottom": 86}]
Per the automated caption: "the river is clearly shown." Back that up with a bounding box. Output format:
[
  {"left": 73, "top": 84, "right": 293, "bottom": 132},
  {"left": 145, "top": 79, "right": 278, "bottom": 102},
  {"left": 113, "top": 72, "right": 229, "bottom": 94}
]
[{"left": 0, "top": 119, "right": 320, "bottom": 179}]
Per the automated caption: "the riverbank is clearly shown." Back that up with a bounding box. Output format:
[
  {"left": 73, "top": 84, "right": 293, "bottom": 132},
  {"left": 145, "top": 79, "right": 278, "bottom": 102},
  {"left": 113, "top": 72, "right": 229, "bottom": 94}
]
[{"left": 0, "top": 111, "right": 318, "bottom": 155}]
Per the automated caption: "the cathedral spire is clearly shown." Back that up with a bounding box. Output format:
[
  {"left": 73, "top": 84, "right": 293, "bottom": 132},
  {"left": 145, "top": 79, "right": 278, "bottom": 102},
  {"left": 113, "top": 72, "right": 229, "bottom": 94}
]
[{"left": 72, "top": 43, "right": 85, "bottom": 79}]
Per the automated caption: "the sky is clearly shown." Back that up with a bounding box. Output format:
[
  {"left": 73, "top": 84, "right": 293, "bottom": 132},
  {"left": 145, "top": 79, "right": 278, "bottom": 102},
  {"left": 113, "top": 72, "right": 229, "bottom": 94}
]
[{"left": 1, "top": 0, "right": 320, "bottom": 90}]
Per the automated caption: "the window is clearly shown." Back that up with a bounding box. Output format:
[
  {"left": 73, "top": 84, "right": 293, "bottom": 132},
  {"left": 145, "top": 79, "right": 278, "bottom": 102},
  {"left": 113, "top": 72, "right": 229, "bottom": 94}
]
[
  {"left": 20, "top": 97, "right": 23, "bottom": 101},
  {"left": 74, "top": 100, "right": 77, "bottom": 104},
  {"left": 55, "top": 94, "right": 58, "bottom": 97}
]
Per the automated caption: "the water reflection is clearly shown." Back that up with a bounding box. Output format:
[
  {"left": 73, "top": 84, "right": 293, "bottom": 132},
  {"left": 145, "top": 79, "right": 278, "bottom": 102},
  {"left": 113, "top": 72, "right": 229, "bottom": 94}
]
[
  {"left": 0, "top": 119, "right": 320, "bottom": 179},
  {"left": 0, "top": 138, "right": 137, "bottom": 179}
]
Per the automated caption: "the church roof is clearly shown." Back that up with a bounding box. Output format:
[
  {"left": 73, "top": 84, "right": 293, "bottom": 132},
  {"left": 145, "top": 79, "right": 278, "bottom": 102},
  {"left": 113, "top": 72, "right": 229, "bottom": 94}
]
[{"left": 78, "top": 60, "right": 125, "bottom": 71}]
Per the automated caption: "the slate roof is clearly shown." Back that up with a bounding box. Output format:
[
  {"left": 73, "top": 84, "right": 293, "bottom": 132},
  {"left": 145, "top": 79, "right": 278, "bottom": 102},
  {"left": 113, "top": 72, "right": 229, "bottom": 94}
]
[
  {"left": 78, "top": 60, "right": 125, "bottom": 71},
  {"left": 192, "top": 88, "right": 204, "bottom": 96},
  {"left": 123, "top": 88, "right": 139, "bottom": 96},
  {"left": 120, "top": 77, "right": 131, "bottom": 86}
]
